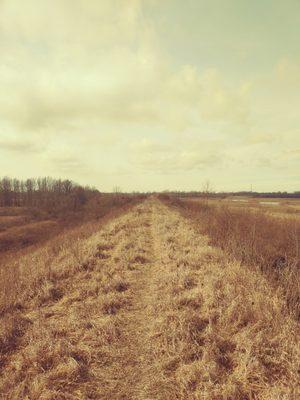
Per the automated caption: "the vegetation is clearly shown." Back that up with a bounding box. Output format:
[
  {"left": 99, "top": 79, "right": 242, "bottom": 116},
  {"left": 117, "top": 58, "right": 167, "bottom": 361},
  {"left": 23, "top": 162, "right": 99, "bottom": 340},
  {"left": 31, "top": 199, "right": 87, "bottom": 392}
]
[
  {"left": 0, "top": 176, "right": 98, "bottom": 212},
  {"left": 0, "top": 196, "right": 299, "bottom": 399},
  {"left": 0, "top": 177, "right": 142, "bottom": 256},
  {"left": 162, "top": 195, "right": 300, "bottom": 319},
  {"left": 161, "top": 190, "right": 300, "bottom": 199},
  {"left": 146, "top": 200, "right": 299, "bottom": 399}
]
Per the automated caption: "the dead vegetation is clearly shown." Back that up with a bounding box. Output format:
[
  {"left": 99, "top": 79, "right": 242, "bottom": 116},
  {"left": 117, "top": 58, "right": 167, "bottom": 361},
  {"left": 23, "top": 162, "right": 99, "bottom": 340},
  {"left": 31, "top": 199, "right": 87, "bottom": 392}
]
[
  {"left": 0, "top": 202, "right": 145, "bottom": 398},
  {"left": 145, "top": 200, "right": 300, "bottom": 399},
  {"left": 0, "top": 193, "right": 142, "bottom": 263},
  {"left": 163, "top": 196, "right": 300, "bottom": 319},
  {"left": 0, "top": 198, "right": 299, "bottom": 399},
  {"left": 0, "top": 195, "right": 141, "bottom": 316}
]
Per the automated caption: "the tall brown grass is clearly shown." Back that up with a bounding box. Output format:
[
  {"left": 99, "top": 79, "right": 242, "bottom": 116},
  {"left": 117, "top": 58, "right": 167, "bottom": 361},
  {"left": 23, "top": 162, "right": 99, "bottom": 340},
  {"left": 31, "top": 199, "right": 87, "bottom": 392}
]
[
  {"left": 0, "top": 198, "right": 299, "bottom": 399},
  {"left": 0, "top": 199, "right": 146, "bottom": 398},
  {"left": 0, "top": 195, "right": 142, "bottom": 316},
  {"left": 163, "top": 196, "right": 300, "bottom": 319},
  {"left": 0, "top": 194, "right": 143, "bottom": 258},
  {"left": 145, "top": 199, "right": 300, "bottom": 399}
]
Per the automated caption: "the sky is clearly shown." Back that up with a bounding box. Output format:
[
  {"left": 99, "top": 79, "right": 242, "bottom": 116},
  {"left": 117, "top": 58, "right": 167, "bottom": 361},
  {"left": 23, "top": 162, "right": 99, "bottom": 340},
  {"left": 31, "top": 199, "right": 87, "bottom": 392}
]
[{"left": 0, "top": 0, "right": 299, "bottom": 192}]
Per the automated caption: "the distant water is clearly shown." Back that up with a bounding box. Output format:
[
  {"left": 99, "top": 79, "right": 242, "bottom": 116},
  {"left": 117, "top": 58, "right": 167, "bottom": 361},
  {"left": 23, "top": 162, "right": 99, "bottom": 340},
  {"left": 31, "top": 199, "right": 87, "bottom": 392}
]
[
  {"left": 260, "top": 201, "right": 280, "bottom": 206},
  {"left": 232, "top": 199, "right": 248, "bottom": 202},
  {"left": 231, "top": 199, "right": 280, "bottom": 206}
]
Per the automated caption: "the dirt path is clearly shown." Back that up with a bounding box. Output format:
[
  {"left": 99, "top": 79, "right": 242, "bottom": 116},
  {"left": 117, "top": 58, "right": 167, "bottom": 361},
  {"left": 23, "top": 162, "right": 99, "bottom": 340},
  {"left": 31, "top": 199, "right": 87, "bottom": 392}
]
[{"left": 0, "top": 199, "right": 299, "bottom": 399}]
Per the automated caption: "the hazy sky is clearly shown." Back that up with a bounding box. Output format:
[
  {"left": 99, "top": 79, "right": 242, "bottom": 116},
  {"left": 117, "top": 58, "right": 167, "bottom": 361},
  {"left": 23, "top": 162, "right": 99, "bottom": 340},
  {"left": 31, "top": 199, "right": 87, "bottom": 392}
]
[{"left": 0, "top": 0, "right": 299, "bottom": 192}]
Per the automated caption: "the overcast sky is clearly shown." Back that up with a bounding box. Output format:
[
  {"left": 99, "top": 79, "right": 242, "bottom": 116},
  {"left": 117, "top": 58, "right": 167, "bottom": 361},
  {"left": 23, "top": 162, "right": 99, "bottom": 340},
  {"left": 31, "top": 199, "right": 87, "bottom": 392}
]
[{"left": 0, "top": 0, "right": 299, "bottom": 192}]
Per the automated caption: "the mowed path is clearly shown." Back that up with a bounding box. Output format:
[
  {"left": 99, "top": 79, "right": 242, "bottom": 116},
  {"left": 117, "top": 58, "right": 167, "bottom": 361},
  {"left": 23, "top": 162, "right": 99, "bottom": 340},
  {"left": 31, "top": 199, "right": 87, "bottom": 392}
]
[{"left": 1, "top": 199, "right": 299, "bottom": 399}]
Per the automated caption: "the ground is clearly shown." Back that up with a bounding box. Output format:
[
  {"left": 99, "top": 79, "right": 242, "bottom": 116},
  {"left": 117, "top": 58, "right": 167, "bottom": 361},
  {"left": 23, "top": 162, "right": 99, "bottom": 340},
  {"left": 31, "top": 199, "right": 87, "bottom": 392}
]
[
  {"left": 183, "top": 196, "right": 300, "bottom": 219},
  {"left": 0, "top": 199, "right": 299, "bottom": 399}
]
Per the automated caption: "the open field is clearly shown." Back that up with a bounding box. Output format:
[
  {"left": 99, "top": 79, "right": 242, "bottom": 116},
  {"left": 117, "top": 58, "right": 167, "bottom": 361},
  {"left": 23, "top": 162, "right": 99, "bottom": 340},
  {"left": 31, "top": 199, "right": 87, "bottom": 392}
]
[
  {"left": 182, "top": 196, "right": 300, "bottom": 219},
  {"left": 0, "top": 194, "right": 140, "bottom": 261},
  {"left": 0, "top": 215, "right": 58, "bottom": 254},
  {"left": 0, "top": 198, "right": 299, "bottom": 399},
  {"left": 1, "top": 0, "right": 300, "bottom": 398},
  {"left": 168, "top": 196, "right": 300, "bottom": 319}
]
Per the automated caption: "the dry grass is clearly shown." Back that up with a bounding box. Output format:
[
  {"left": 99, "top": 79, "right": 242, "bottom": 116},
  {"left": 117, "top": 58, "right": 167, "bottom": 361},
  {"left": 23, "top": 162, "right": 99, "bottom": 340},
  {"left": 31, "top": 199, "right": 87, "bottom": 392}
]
[
  {"left": 182, "top": 196, "right": 300, "bottom": 219},
  {"left": 165, "top": 196, "right": 300, "bottom": 319},
  {"left": 0, "top": 196, "right": 140, "bottom": 316},
  {"left": 0, "top": 215, "right": 29, "bottom": 231},
  {"left": 0, "top": 220, "right": 58, "bottom": 253},
  {"left": 0, "top": 198, "right": 299, "bottom": 399},
  {"left": 144, "top": 200, "right": 300, "bottom": 399},
  {"left": 0, "top": 200, "right": 145, "bottom": 398},
  {"left": 0, "top": 194, "right": 141, "bottom": 258}
]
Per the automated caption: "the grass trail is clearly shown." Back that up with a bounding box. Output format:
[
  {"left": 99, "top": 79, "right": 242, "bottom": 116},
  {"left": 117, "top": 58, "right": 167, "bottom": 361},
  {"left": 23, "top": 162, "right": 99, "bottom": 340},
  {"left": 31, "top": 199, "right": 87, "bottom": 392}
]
[{"left": 0, "top": 199, "right": 299, "bottom": 399}]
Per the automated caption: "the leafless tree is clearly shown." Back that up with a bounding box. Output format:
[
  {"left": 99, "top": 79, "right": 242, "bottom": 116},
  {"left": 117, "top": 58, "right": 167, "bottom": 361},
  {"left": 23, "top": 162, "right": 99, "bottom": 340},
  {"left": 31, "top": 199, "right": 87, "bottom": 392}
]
[
  {"left": 0, "top": 176, "right": 99, "bottom": 213},
  {"left": 113, "top": 186, "right": 122, "bottom": 194}
]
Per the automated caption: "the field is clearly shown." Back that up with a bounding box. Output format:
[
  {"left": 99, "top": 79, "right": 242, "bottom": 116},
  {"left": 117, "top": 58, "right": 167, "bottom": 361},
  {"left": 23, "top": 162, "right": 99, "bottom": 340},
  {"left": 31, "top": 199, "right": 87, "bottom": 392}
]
[
  {"left": 183, "top": 196, "right": 300, "bottom": 219},
  {"left": 0, "top": 194, "right": 139, "bottom": 263},
  {"left": 171, "top": 196, "right": 300, "bottom": 317},
  {"left": 0, "top": 197, "right": 299, "bottom": 399},
  {"left": 0, "top": 207, "right": 58, "bottom": 256}
]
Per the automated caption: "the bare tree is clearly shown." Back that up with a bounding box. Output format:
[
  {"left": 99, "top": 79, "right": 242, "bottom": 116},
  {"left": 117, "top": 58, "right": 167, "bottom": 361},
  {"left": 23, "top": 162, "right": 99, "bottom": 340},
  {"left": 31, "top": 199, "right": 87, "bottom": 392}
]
[
  {"left": 202, "top": 180, "right": 213, "bottom": 195},
  {"left": 1, "top": 177, "right": 12, "bottom": 206},
  {"left": 202, "top": 180, "right": 214, "bottom": 204},
  {"left": 113, "top": 186, "right": 122, "bottom": 194},
  {"left": 0, "top": 176, "right": 99, "bottom": 213},
  {"left": 13, "top": 179, "right": 20, "bottom": 206}
]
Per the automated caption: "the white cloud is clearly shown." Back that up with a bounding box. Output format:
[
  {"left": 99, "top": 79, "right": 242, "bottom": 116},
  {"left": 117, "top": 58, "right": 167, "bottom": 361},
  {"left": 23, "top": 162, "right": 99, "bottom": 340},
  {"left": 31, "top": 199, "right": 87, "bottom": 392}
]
[
  {"left": 130, "top": 137, "right": 223, "bottom": 173},
  {"left": 0, "top": 1, "right": 299, "bottom": 191},
  {"left": 275, "top": 58, "right": 300, "bottom": 89}
]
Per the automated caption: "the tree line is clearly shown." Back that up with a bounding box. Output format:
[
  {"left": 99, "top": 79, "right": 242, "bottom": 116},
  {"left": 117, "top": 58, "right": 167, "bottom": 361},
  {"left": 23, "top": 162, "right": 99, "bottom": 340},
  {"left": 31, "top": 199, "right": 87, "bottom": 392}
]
[{"left": 0, "top": 177, "right": 99, "bottom": 212}]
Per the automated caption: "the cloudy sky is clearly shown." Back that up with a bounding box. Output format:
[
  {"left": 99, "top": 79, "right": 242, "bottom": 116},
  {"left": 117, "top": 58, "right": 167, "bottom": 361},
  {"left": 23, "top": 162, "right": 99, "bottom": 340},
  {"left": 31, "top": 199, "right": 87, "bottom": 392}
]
[{"left": 0, "top": 0, "right": 299, "bottom": 192}]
